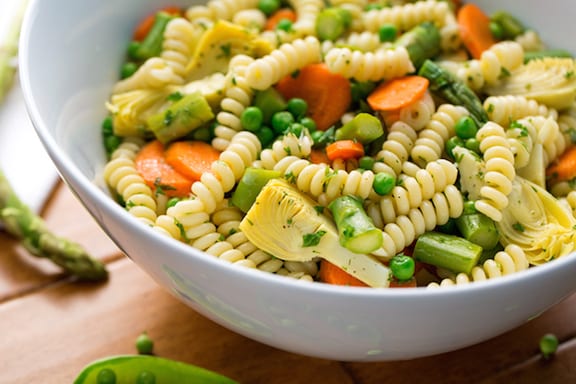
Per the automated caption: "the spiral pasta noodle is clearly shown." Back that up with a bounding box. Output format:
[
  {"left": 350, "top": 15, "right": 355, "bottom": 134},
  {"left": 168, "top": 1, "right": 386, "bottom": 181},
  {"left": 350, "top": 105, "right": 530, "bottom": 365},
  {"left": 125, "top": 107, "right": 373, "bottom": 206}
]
[
  {"left": 185, "top": 0, "right": 259, "bottom": 22},
  {"left": 484, "top": 95, "right": 558, "bottom": 127},
  {"left": 244, "top": 36, "right": 322, "bottom": 90},
  {"left": 192, "top": 131, "right": 262, "bottom": 214},
  {"left": 474, "top": 122, "right": 516, "bottom": 222},
  {"left": 212, "top": 55, "right": 255, "bottom": 151},
  {"left": 324, "top": 46, "right": 414, "bottom": 82},
  {"left": 258, "top": 132, "right": 313, "bottom": 170},
  {"left": 373, "top": 184, "right": 464, "bottom": 259},
  {"left": 112, "top": 58, "right": 183, "bottom": 95},
  {"left": 383, "top": 91, "right": 436, "bottom": 132},
  {"left": 375, "top": 121, "right": 418, "bottom": 176},
  {"left": 337, "top": 31, "right": 382, "bottom": 52},
  {"left": 428, "top": 245, "right": 529, "bottom": 288},
  {"left": 410, "top": 104, "right": 469, "bottom": 168},
  {"left": 329, "top": 0, "right": 367, "bottom": 31},
  {"left": 161, "top": 18, "right": 204, "bottom": 80},
  {"left": 362, "top": 0, "right": 451, "bottom": 33},
  {"left": 103, "top": 138, "right": 158, "bottom": 226},
  {"left": 289, "top": 0, "right": 325, "bottom": 37}
]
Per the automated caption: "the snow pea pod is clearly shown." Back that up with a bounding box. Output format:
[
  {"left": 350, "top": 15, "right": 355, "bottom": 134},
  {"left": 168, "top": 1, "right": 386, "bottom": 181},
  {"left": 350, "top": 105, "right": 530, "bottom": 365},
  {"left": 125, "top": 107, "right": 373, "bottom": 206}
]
[{"left": 74, "top": 355, "right": 238, "bottom": 384}]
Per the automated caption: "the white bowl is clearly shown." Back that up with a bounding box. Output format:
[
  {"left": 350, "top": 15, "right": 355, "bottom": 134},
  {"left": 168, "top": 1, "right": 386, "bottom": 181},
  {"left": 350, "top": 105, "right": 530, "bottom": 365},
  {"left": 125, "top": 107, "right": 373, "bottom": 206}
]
[{"left": 19, "top": 0, "right": 576, "bottom": 361}]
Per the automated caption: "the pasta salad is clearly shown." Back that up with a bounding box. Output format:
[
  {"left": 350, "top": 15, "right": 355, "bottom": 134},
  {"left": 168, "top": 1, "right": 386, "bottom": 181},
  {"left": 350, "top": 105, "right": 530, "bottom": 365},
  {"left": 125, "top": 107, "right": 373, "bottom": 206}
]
[{"left": 102, "top": 0, "right": 576, "bottom": 288}]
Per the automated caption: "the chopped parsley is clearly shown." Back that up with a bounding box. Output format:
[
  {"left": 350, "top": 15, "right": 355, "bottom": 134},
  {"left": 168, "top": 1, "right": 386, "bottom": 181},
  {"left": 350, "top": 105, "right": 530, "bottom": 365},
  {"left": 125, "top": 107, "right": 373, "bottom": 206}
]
[{"left": 302, "top": 230, "right": 326, "bottom": 247}]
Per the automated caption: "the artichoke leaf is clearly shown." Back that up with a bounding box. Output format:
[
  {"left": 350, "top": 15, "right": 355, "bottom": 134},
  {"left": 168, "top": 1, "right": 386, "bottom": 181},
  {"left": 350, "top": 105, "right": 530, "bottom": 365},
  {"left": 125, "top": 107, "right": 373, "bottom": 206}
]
[
  {"left": 484, "top": 57, "right": 576, "bottom": 110},
  {"left": 239, "top": 179, "right": 391, "bottom": 288},
  {"left": 498, "top": 176, "right": 576, "bottom": 264},
  {"left": 185, "top": 20, "right": 273, "bottom": 81}
]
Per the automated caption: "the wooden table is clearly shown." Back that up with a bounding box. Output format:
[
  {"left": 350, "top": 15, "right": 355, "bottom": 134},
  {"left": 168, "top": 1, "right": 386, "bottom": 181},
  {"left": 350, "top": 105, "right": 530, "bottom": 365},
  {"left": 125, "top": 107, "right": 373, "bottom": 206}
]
[{"left": 1, "top": 181, "right": 575, "bottom": 384}]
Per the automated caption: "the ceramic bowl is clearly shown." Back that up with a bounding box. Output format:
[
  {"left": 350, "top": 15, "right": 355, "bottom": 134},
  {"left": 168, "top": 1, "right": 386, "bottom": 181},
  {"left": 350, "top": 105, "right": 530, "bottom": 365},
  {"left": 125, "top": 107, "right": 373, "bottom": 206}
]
[{"left": 19, "top": 0, "right": 576, "bottom": 361}]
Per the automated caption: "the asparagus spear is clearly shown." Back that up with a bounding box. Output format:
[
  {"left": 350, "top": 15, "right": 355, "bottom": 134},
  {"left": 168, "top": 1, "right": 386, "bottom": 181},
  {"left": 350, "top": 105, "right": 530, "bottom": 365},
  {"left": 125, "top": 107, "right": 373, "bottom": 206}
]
[
  {"left": 395, "top": 21, "right": 441, "bottom": 70},
  {"left": 418, "top": 59, "right": 489, "bottom": 127},
  {"left": 0, "top": 1, "right": 108, "bottom": 281},
  {"left": 0, "top": 170, "right": 108, "bottom": 281}
]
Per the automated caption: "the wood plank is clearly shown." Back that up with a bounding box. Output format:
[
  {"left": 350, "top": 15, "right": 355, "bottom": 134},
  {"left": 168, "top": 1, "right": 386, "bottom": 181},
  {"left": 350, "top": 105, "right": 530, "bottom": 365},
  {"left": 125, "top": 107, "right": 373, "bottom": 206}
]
[
  {"left": 0, "top": 258, "right": 353, "bottom": 384},
  {"left": 0, "top": 182, "right": 122, "bottom": 302},
  {"left": 344, "top": 293, "right": 576, "bottom": 383}
]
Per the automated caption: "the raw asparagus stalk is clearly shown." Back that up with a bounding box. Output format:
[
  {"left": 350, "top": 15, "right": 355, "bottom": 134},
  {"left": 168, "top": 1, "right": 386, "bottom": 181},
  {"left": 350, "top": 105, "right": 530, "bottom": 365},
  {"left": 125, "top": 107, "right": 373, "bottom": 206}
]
[
  {"left": 456, "top": 211, "right": 500, "bottom": 250},
  {"left": 0, "top": 170, "right": 108, "bottom": 281},
  {"left": 328, "top": 195, "right": 383, "bottom": 254},
  {"left": 418, "top": 59, "right": 488, "bottom": 127}
]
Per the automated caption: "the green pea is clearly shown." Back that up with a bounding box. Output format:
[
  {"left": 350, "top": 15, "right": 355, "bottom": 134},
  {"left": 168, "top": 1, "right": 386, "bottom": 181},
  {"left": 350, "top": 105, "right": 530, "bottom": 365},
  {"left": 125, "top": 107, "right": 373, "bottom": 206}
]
[
  {"left": 102, "top": 116, "right": 114, "bottom": 134},
  {"left": 166, "top": 197, "right": 180, "bottom": 208},
  {"left": 276, "top": 18, "right": 293, "bottom": 32},
  {"left": 96, "top": 368, "right": 116, "bottom": 384},
  {"left": 127, "top": 41, "right": 142, "bottom": 60},
  {"left": 455, "top": 116, "right": 479, "bottom": 140},
  {"left": 287, "top": 123, "right": 305, "bottom": 137},
  {"left": 255, "top": 126, "right": 275, "bottom": 148},
  {"left": 540, "top": 333, "right": 559, "bottom": 359},
  {"left": 489, "top": 20, "right": 504, "bottom": 40},
  {"left": 136, "top": 332, "right": 154, "bottom": 355},
  {"left": 271, "top": 111, "right": 295, "bottom": 134},
  {"left": 378, "top": 24, "right": 397, "bottom": 42},
  {"left": 358, "top": 156, "right": 375, "bottom": 170},
  {"left": 240, "top": 106, "right": 264, "bottom": 132},
  {"left": 104, "top": 135, "right": 122, "bottom": 156},
  {"left": 299, "top": 116, "right": 317, "bottom": 132},
  {"left": 311, "top": 130, "right": 325, "bottom": 145},
  {"left": 120, "top": 62, "right": 138, "bottom": 79},
  {"left": 389, "top": 254, "right": 415, "bottom": 281},
  {"left": 464, "top": 137, "right": 481, "bottom": 154},
  {"left": 445, "top": 136, "right": 465, "bottom": 159},
  {"left": 258, "top": 0, "right": 280, "bottom": 16},
  {"left": 364, "top": 3, "right": 383, "bottom": 11},
  {"left": 136, "top": 370, "right": 157, "bottom": 384},
  {"left": 287, "top": 98, "right": 308, "bottom": 119},
  {"left": 373, "top": 172, "right": 396, "bottom": 196}
]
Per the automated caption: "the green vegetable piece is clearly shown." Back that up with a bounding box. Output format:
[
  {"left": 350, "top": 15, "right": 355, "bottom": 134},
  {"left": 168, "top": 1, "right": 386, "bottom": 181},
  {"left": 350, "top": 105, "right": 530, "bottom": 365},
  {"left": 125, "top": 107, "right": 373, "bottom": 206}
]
[
  {"left": 454, "top": 116, "right": 478, "bottom": 140},
  {"left": 378, "top": 24, "right": 397, "bottom": 42},
  {"left": 315, "top": 7, "right": 351, "bottom": 41},
  {"left": 240, "top": 106, "right": 264, "bottom": 132},
  {"left": 358, "top": 156, "right": 375, "bottom": 170},
  {"left": 445, "top": 136, "right": 465, "bottom": 159},
  {"left": 258, "top": 0, "right": 281, "bottom": 16},
  {"left": 372, "top": 172, "right": 395, "bottom": 196},
  {"left": 489, "top": 20, "right": 505, "bottom": 40},
  {"left": 524, "top": 49, "right": 574, "bottom": 63},
  {"left": 328, "top": 195, "right": 383, "bottom": 254},
  {"left": 253, "top": 87, "right": 287, "bottom": 124},
  {"left": 120, "top": 62, "right": 138, "bottom": 79},
  {"left": 389, "top": 254, "right": 415, "bottom": 281},
  {"left": 456, "top": 212, "right": 500, "bottom": 250},
  {"left": 74, "top": 355, "right": 237, "bottom": 384},
  {"left": 231, "top": 168, "right": 282, "bottom": 213},
  {"left": 276, "top": 18, "right": 293, "bottom": 32},
  {"left": 287, "top": 97, "right": 308, "bottom": 119},
  {"left": 255, "top": 126, "right": 275, "bottom": 147},
  {"left": 335, "top": 113, "right": 383, "bottom": 144},
  {"left": 539, "top": 333, "right": 559, "bottom": 359},
  {"left": 299, "top": 116, "right": 317, "bottom": 132},
  {"left": 311, "top": 126, "right": 336, "bottom": 148},
  {"left": 350, "top": 81, "right": 376, "bottom": 104},
  {"left": 135, "top": 332, "right": 154, "bottom": 355},
  {"left": 419, "top": 59, "right": 488, "bottom": 127},
  {"left": 271, "top": 111, "right": 295, "bottom": 134},
  {"left": 464, "top": 137, "right": 481, "bottom": 154},
  {"left": 147, "top": 92, "right": 215, "bottom": 144},
  {"left": 395, "top": 22, "right": 441, "bottom": 69},
  {"left": 490, "top": 11, "right": 525, "bottom": 40},
  {"left": 413, "top": 232, "right": 483, "bottom": 274},
  {"left": 130, "top": 11, "right": 175, "bottom": 60}
]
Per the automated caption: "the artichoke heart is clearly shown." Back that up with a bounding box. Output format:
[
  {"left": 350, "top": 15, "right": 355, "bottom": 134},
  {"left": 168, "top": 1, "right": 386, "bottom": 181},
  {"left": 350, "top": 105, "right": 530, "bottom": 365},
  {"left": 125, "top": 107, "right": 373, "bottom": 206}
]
[
  {"left": 239, "top": 179, "right": 391, "bottom": 288},
  {"left": 498, "top": 176, "right": 576, "bottom": 264},
  {"left": 185, "top": 20, "right": 273, "bottom": 80},
  {"left": 484, "top": 57, "right": 576, "bottom": 110}
]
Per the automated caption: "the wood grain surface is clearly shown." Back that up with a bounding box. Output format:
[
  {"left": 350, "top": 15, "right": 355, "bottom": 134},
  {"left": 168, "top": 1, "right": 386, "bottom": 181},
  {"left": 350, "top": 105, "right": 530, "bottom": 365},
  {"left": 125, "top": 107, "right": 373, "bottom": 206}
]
[{"left": 1, "top": 182, "right": 575, "bottom": 384}]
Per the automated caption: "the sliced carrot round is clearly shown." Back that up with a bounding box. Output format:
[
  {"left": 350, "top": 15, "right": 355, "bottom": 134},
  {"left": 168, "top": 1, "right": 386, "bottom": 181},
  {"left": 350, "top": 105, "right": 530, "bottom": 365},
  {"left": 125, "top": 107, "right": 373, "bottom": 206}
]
[
  {"left": 164, "top": 141, "right": 221, "bottom": 182},
  {"left": 366, "top": 75, "right": 429, "bottom": 112},
  {"left": 546, "top": 146, "right": 576, "bottom": 183},
  {"left": 457, "top": 3, "right": 497, "bottom": 59},
  {"left": 325, "top": 140, "right": 365, "bottom": 161},
  {"left": 135, "top": 140, "right": 193, "bottom": 198}
]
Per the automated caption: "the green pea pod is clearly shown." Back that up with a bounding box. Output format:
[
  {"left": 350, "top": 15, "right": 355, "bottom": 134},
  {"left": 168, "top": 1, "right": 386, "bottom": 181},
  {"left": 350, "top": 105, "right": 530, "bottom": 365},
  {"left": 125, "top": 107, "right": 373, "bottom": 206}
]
[{"left": 74, "top": 355, "right": 238, "bottom": 384}]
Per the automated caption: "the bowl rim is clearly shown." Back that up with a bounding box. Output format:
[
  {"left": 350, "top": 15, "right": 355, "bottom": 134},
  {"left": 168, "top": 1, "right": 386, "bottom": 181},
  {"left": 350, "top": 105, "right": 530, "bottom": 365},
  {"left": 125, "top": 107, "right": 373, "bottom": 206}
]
[{"left": 17, "top": 0, "right": 576, "bottom": 301}]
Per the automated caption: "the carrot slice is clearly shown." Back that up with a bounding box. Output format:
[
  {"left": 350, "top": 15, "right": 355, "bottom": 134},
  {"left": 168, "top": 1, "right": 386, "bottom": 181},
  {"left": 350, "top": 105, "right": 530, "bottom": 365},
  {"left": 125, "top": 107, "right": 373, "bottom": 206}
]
[
  {"left": 164, "top": 141, "right": 221, "bottom": 182},
  {"left": 318, "top": 259, "right": 369, "bottom": 287},
  {"left": 457, "top": 3, "right": 497, "bottom": 59},
  {"left": 309, "top": 148, "right": 330, "bottom": 164},
  {"left": 325, "top": 140, "right": 364, "bottom": 161},
  {"left": 366, "top": 75, "right": 429, "bottom": 112},
  {"left": 133, "top": 6, "right": 183, "bottom": 42},
  {"left": 276, "top": 63, "right": 352, "bottom": 131},
  {"left": 546, "top": 146, "right": 576, "bottom": 183},
  {"left": 264, "top": 8, "right": 298, "bottom": 31},
  {"left": 135, "top": 140, "right": 193, "bottom": 198}
]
